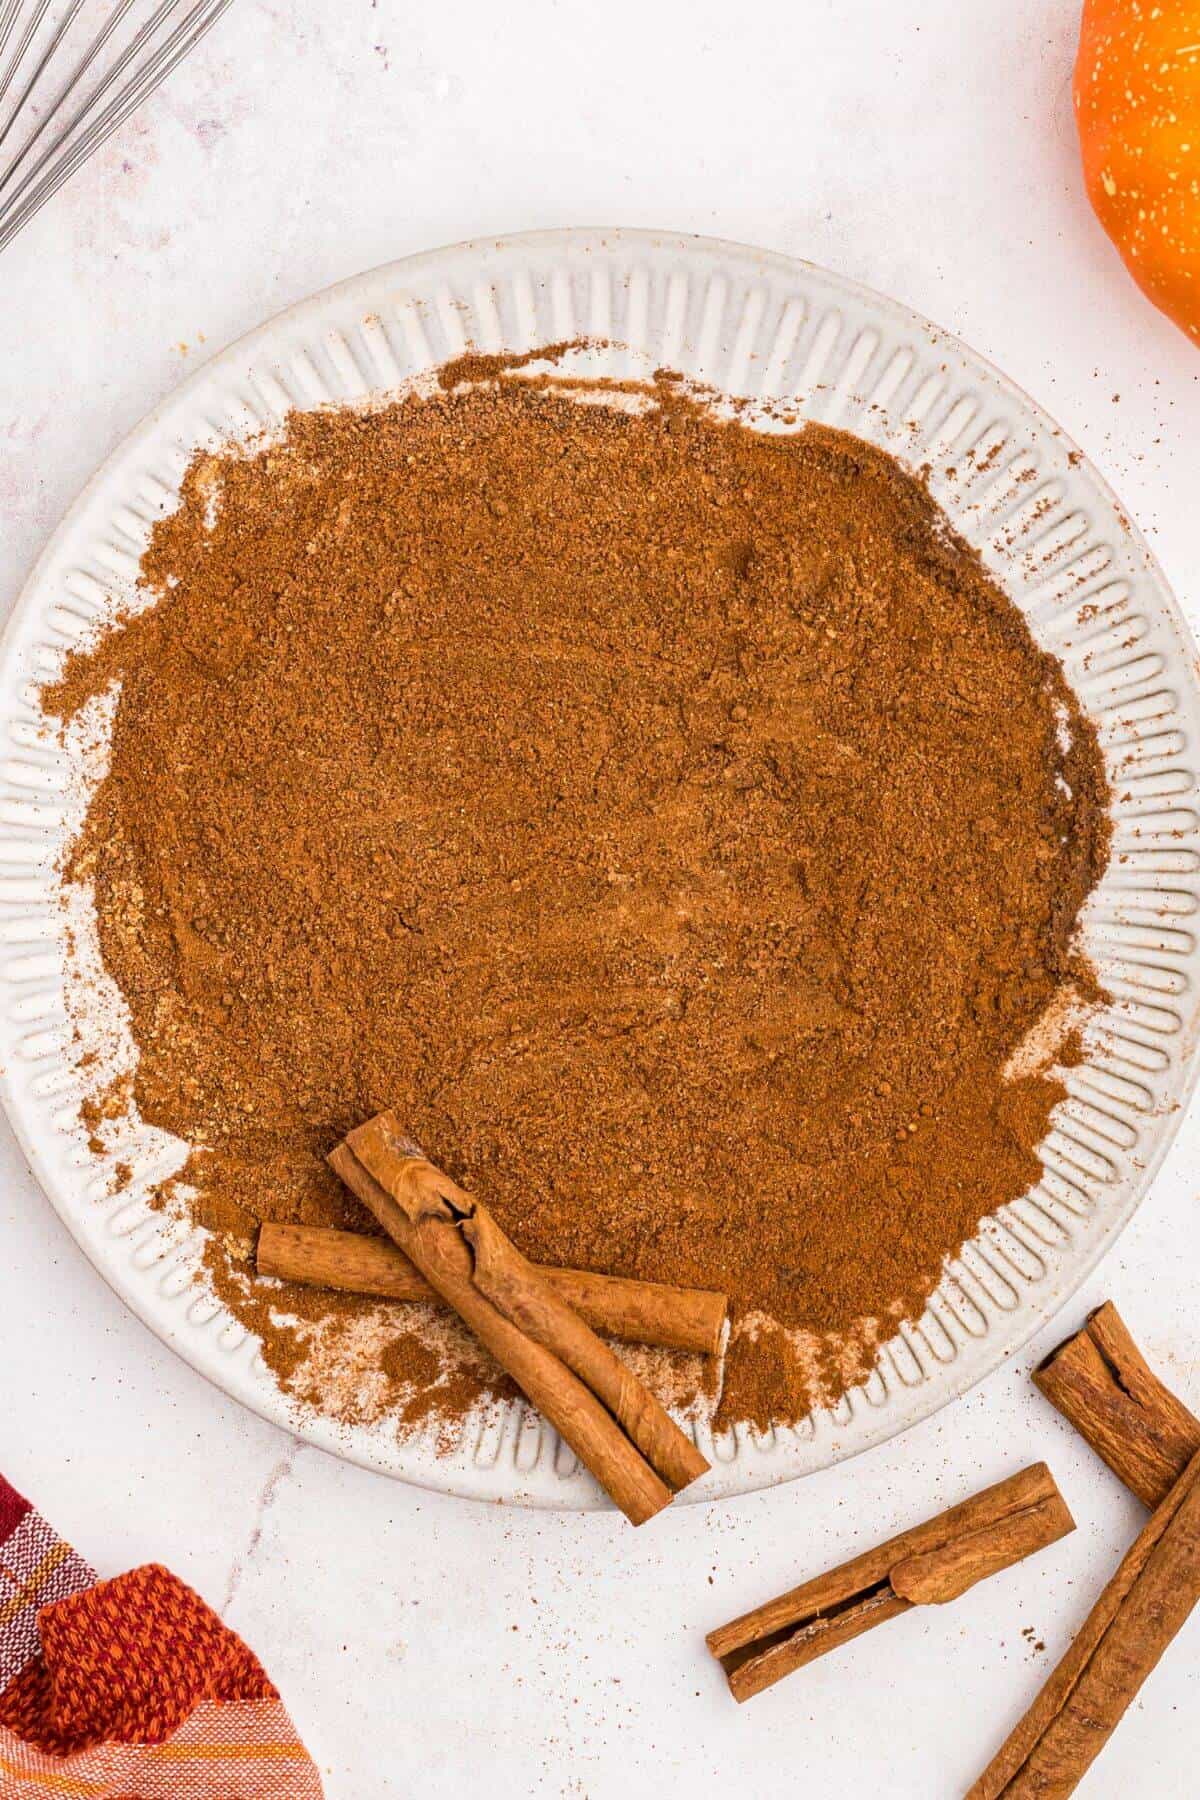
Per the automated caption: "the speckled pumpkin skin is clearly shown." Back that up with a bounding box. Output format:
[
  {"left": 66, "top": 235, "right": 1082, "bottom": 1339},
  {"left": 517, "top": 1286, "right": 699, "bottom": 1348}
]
[{"left": 1074, "top": 0, "right": 1200, "bottom": 345}]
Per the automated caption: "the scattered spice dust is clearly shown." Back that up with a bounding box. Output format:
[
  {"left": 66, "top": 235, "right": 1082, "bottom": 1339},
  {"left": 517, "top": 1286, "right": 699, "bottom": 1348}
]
[{"left": 43, "top": 353, "right": 1111, "bottom": 1437}]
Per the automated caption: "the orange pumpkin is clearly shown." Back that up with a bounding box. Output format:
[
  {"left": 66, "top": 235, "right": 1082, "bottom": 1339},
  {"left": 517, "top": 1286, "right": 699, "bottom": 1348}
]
[{"left": 1074, "top": 0, "right": 1200, "bottom": 344}]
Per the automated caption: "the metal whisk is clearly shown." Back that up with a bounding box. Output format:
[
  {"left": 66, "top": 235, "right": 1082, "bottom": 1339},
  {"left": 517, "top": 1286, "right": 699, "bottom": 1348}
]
[{"left": 0, "top": 0, "right": 236, "bottom": 255}]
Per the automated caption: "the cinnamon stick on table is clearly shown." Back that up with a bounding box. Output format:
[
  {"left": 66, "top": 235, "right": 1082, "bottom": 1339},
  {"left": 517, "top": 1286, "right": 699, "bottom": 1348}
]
[
  {"left": 967, "top": 1448, "right": 1200, "bottom": 1800},
  {"left": 965, "top": 1305, "right": 1200, "bottom": 1797},
  {"left": 1033, "top": 1301, "right": 1200, "bottom": 1510},
  {"left": 329, "top": 1111, "right": 710, "bottom": 1526},
  {"left": 256, "top": 1220, "right": 728, "bottom": 1356},
  {"left": 706, "top": 1463, "right": 1073, "bottom": 1703}
]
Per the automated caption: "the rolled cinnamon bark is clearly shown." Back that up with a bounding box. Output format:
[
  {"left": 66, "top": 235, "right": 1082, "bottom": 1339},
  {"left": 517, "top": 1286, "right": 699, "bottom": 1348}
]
[
  {"left": 706, "top": 1463, "right": 1073, "bottom": 1703},
  {"left": 1033, "top": 1301, "right": 1200, "bottom": 1511},
  {"left": 330, "top": 1113, "right": 709, "bottom": 1526},
  {"left": 256, "top": 1220, "right": 728, "bottom": 1355},
  {"left": 967, "top": 1448, "right": 1200, "bottom": 1799}
]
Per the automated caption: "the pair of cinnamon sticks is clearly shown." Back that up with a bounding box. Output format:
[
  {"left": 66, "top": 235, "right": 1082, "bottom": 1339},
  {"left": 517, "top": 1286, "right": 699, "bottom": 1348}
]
[
  {"left": 706, "top": 1301, "right": 1200, "bottom": 1800},
  {"left": 969, "top": 1304, "right": 1200, "bottom": 1798},
  {"left": 321, "top": 1112, "right": 712, "bottom": 1524}
]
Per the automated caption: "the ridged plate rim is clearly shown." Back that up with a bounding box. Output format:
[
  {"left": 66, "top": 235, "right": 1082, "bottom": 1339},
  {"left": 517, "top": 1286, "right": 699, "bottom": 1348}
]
[{"left": 1, "top": 226, "right": 1198, "bottom": 1509}]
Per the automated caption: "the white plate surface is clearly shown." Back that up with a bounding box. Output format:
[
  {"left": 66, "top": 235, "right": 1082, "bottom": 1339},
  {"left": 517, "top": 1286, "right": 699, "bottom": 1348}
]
[{"left": 2, "top": 228, "right": 1198, "bottom": 1509}]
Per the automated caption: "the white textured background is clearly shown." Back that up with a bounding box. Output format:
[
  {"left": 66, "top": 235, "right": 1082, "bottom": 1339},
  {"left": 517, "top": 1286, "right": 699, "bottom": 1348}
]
[{"left": 3, "top": 2, "right": 1200, "bottom": 1795}]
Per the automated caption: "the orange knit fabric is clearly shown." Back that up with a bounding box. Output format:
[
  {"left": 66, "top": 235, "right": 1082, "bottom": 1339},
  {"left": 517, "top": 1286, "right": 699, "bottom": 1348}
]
[
  {"left": 0, "top": 1566, "right": 276, "bottom": 1754},
  {"left": 0, "top": 1475, "right": 322, "bottom": 1798}
]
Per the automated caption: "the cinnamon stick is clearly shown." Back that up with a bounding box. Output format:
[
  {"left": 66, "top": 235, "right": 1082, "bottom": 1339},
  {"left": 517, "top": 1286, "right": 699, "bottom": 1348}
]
[
  {"left": 330, "top": 1112, "right": 710, "bottom": 1525},
  {"left": 1033, "top": 1301, "right": 1200, "bottom": 1510},
  {"left": 256, "top": 1220, "right": 727, "bottom": 1355},
  {"left": 706, "top": 1463, "right": 1074, "bottom": 1703},
  {"left": 967, "top": 1448, "right": 1200, "bottom": 1798}
]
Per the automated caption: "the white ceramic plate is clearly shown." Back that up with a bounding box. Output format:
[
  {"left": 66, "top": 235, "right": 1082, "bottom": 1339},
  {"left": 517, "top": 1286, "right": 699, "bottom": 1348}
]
[{"left": 2, "top": 228, "right": 1198, "bottom": 1509}]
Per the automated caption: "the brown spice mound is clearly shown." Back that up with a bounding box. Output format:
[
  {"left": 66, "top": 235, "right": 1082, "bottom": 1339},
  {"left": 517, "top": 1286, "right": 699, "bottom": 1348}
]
[{"left": 45, "top": 363, "right": 1111, "bottom": 1433}]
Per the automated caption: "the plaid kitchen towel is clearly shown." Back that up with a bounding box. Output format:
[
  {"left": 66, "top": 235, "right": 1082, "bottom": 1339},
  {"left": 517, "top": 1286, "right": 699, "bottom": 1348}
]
[{"left": 0, "top": 1474, "right": 322, "bottom": 1797}]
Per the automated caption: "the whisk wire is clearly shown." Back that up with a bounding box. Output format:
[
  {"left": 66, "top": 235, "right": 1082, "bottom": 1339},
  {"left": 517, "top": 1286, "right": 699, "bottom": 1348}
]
[
  {"left": 0, "top": 0, "right": 236, "bottom": 253},
  {"left": 0, "top": 0, "right": 232, "bottom": 248},
  {"left": 0, "top": 0, "right": 85, "bottom": 160},
  {"left": 0, "top": 0, "right": 135, "bottom": 196},
  {"left": 1, "top": 0, "right": 187, "bottom": 210},
  {"left": 0, "top": 0, "right": 52, "bottom": 115},
  {"left": 0, "top": 2, "right": 23, "bottom": 64}
]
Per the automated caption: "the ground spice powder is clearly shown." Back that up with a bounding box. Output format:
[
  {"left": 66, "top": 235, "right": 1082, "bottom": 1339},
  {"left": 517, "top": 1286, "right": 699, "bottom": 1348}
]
[{"left": 44, "top": 362, "right": 1111, "bottom": 1434}]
